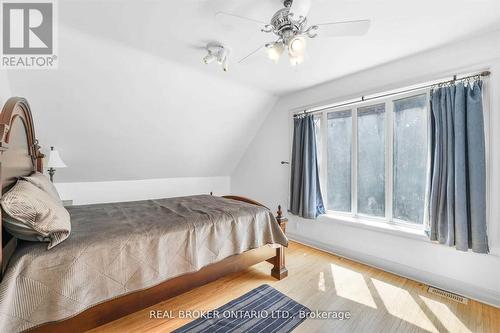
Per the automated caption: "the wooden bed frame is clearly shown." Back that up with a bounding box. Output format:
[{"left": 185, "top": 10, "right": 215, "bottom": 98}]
[{"left": 0, "top": 97, "right": 288, "bottom": 332}]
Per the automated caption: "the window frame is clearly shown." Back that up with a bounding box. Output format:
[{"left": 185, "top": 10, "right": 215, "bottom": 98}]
[{"left": 318, "top": 88, "right": 430, "bottom": 229}]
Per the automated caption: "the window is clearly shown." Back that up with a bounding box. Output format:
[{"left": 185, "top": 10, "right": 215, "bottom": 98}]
[
  {"left": 316, "top": 90, "right": 429, "bottom": 227},
  {"left": 357, "top": 104, "right": 385, "bottom": 217},
  {"left": 393, "top": 94, "right": 428, "bottom": 224},
  {"left": 327, "top": 111, "right": 352, "bottom": 212}
]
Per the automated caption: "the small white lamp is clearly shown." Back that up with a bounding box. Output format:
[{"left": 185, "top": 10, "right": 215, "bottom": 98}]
[{"left": 47, "top": 146, "right": 67, "bottom": 182}]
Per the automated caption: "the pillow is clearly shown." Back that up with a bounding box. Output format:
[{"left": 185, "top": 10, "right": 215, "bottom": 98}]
[
  {"left": 2, "top": 214, "right": 51, "bottom": 242},
  {"left": 1, "top": 180, "right": 71, "bottom": 249},
  {"left": 22, "top": 172, "right": 62, "bottom": 204}
]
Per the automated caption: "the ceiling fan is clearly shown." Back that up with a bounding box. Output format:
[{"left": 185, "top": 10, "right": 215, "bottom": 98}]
[{"left": 215, "top": 0, "right": 371, "bottom": 66}]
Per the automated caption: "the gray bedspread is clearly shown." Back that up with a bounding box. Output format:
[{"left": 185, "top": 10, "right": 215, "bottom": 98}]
[{"left": 0, "top": 195, "right": 288, "bottom": 332}]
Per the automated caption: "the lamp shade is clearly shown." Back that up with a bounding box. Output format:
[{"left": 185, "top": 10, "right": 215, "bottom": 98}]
[{"left": 47, "top": 147, "right": 67, "bottom": 168}]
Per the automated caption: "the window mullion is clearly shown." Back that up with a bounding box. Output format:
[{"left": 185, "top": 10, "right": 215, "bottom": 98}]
[
  {"left": 321, "top": 111, "right": 328, "bottom": 208},
  {"left": 386, "top": 100, "right": 394, "bottom": 222},
  {"left": 352, "top": 107, "right": 358, "bottom": 217}
]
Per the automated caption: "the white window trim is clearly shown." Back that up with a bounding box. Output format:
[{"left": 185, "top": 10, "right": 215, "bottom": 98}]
[
  {"left": 321, "top": 212, "right": 428, "bottom": 241},
  {"left": 317, "top": 88, "right": 430, "bottom": 230}
]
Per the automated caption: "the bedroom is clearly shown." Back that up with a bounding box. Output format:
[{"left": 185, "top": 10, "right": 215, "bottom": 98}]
[{"left": 0, "top": 0, "right": 499, "bottom": 332}]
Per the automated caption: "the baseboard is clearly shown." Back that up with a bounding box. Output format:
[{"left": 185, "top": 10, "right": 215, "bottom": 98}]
[{"left": 288, "top": 232, "right": 500, "bottom": 308}]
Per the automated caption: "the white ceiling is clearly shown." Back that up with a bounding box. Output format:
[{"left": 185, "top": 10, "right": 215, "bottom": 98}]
[
  {"left": 4, "top": 0, "right": 500, "bottom": 183},
  {"left": 7, "top": 26, "right": 278, "bottom": 182},
  {"left": 59, "top": 0, "right": 500, "bottom": 95}
]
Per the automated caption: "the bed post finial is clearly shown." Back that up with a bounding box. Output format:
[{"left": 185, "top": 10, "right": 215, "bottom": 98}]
[{"left": 275, "top": 204, "right": 286, "bottom": 231}]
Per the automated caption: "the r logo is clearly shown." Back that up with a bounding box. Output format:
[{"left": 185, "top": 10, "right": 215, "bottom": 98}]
[{"left": 2, "top": 2, "right": 53, "bottom": 54}]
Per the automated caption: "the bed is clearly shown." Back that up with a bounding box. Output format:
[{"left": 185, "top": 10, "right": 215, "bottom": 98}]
[{"left": 0, "top": 98, "right": 289, "bottom": 333}]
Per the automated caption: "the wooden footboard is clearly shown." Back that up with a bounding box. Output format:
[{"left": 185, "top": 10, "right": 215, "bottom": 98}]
[
  {"left": 222, "top": 196, "right": 288, "bottom": 280},
  {"left": 28, "top": 197, "right": 288, "bottom": 333}
]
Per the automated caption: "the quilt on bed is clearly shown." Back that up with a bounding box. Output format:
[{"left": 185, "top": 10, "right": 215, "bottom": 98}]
[{"left": 0, "top": 195, "right": 288, "bottom": 332}]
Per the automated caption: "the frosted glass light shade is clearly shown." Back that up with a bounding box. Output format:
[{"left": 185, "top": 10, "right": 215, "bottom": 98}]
[
  {"left": 47, "top": 148, "right": 67, "bottom": 168},
  {"left": 267, "top": 42, "right": 284, "bottom": 63},
  {"left": 288, "top": 36, "right": 306, "bottom": 57}
]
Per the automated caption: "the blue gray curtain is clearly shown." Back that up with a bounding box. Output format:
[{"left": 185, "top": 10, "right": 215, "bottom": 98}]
[
  {"left": 427, "top": 80, "right": 488, "bottom": 253},
  {"left": 290, "top": 115, "right": 325, "bottom": 219}
]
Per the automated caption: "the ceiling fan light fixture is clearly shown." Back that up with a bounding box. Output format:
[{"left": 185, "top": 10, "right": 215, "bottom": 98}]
[
  {"left": 217, "top": 0, "right": 371, "bottom": 66},
  {"left": 288, "top": 36, "right": 306, "bottom": 57},
  {"left": 267, "top": 42, "right": 284, "bottom": 63}
]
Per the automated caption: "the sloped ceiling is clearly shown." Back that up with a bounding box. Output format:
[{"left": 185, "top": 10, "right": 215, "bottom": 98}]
[
  {"left": 54, "top": 0, "right": 500, "bottom": 94},
  {"left": 7, "top": 25, "right": 277, "bottom": 182},
  {"left": 5, "top": 0, "right": 500, "bottom": 182}
]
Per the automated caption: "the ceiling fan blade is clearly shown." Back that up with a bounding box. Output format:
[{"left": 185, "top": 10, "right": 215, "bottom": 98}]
[
  {"left": 238, "top": 45, "right": 265, "bottom": 64},
  {"left": 290, "top": 0, "right": 312, "bottom": 18},
  {"left": 215, "top": 12, "right": 267, "bottom": 30},
  {"left": 316, "top": 20, "right": 371, "bottom": 37}
]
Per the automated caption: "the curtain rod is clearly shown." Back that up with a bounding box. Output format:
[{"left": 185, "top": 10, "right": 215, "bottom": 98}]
[{"left": 293, "top": 70, "right": 491, "bottom": 117}]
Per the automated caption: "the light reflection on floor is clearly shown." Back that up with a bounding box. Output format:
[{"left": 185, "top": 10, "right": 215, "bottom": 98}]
[
  {"left": 330, "top": 263, "right": 377, "bottom": 309},
  {"left": 318, "top": 271, "right": 326, "bottom": 291},
  {"left": 419, "top": 294, "right": 471, "bottom": 333},
  {"left": 370, "top": 277, "right": 438, "bottom": 332},
  {"left": 318, "top": 259, "right": 473, "bottom": 333}
]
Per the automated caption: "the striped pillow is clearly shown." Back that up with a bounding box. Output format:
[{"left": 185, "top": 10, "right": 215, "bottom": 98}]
[
  {"left": 22, "top": 172, "right": 62, "bottom": 205},
  {"left": 1, "top": 180, "right": 71, "bottom": 249}
]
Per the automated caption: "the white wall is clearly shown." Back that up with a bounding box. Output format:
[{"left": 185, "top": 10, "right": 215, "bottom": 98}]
[
  {"left": 231, "top": 30, "right": 500, "bottom": 306},
  {"left": 55, "top": 176, "right": 230, "bottom": 205},
  {"left": 0, "top": 71, "right": 11, "bottom": 106}
]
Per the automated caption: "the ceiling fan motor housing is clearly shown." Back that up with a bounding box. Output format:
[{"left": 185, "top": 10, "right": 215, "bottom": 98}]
[{"left": 271, "top": 7, "right": 307, "bottom": 43}]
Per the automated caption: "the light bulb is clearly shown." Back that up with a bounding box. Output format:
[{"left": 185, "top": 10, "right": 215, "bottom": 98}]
[
  {"left": 267, "top": 43, "right": 284, "bottom": 63},
  {"left": 288, "top": 36, "right": 306, "bottom": 57}
]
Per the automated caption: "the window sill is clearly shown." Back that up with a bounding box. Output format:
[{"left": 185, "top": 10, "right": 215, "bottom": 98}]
[
  {"left": 313, "top": 213, "right": 499, "bottom": 256},
  {"left": 319, "top": 213, "right": 428, "bottom": 242}
]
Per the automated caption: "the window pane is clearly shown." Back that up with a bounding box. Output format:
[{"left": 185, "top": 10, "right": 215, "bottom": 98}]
[
  {"left": 357, "top": 104, "right": 385, "bottom": 217},
  {"left": 327, "top": 110, "right": 352, "bottom": 212},
  {"left": 393, "top": 94, "right": 427, "bottom": 224}
]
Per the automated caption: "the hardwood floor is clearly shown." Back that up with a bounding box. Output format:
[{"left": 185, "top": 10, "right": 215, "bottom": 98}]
[{"left": 90, "top": 242, "right": 500, "bottom": 333}]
